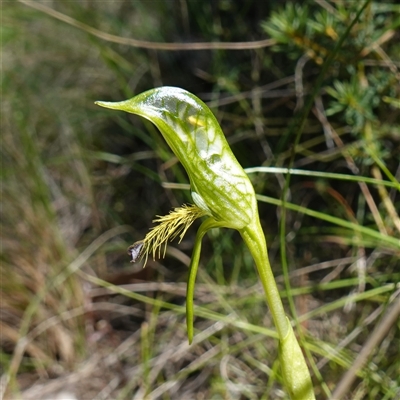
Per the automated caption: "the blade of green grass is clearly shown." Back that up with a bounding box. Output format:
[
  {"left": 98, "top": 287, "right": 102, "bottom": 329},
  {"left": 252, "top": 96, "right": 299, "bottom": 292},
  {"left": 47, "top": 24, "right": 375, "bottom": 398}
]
[
  {"left": 245, "top": 167, "right": 400, "bottom": 190},
  {"left": 257, "top": 194, "right": 400, "bottom": 251}
]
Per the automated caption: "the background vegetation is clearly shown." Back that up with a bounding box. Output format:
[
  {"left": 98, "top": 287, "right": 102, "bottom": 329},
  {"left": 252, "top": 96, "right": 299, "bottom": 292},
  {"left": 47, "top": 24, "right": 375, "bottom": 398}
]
[{"left": 2, "top": 1, "right": 399, "bottom": 399}]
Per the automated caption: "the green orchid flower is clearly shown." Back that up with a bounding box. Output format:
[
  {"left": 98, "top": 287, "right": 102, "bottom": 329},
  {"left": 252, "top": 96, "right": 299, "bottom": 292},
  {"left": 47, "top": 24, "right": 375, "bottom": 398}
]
[{"left": 96, "top": 87, "right": 314, "bottom": 399}]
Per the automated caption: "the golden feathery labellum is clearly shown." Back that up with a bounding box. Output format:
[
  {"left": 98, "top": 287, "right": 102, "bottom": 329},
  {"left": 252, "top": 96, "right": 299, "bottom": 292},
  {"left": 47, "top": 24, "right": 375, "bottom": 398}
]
[{"left": 129, "top": 204, "right": 207, "bottom": 265}]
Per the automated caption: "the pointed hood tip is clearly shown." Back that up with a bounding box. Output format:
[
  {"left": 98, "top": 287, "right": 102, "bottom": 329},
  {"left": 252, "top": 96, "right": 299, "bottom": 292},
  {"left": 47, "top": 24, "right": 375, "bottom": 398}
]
[
  {"left": 95, "top": 100, "right": 116, "bottom": 108},
  {"left": 95, "top": 99, "right": 134, "bottom": 111}
]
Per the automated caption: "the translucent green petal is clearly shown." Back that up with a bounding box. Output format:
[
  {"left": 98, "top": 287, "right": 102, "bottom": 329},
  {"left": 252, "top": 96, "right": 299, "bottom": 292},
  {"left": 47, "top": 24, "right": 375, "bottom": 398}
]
[{"left": 96, "top": 87, "right": 256, "bottom": 229}]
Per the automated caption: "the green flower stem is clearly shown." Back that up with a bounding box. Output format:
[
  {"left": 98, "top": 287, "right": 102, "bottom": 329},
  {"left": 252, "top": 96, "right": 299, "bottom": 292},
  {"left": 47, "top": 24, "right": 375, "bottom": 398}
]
[
  {"left": 240, "top": 218, "right": 288, "bottom": 339},
  {"left": 186, "top": 218, "right": 226, "bottom": 344},
  {"left": 241, "top": 217, "right": 315, "bottom": 400}
]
